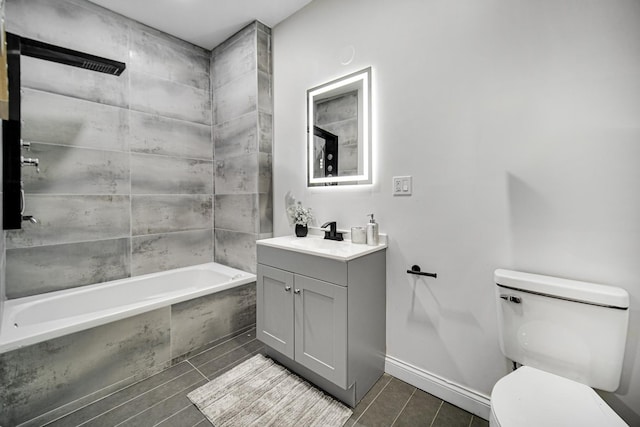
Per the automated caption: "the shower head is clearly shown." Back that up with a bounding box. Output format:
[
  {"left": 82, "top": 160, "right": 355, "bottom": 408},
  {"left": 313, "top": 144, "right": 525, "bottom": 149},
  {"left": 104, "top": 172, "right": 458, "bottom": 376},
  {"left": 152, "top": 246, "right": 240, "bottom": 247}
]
[{"left": 17, "top": 35, "right": 126, "bottom": 76}]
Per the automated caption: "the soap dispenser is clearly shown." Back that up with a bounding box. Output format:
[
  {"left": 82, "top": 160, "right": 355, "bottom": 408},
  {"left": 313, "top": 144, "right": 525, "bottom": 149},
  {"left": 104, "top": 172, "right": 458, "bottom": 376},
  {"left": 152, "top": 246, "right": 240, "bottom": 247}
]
[{"left": 366, "top": 213, "right": 379, "bottom": 246}]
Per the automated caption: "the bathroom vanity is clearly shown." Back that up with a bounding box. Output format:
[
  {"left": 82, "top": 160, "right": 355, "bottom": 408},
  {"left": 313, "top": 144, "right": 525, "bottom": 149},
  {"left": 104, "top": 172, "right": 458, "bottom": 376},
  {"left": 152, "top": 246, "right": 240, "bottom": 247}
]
[{"left": 256, "top": 234, "right": 386, "bottom": 407}]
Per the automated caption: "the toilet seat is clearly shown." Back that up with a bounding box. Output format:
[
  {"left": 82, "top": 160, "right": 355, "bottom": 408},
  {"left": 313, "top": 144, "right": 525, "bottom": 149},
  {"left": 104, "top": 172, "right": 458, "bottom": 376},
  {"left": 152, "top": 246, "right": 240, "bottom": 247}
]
[{"left": 490, "top": 366, "right": 627, "bottom": 427}]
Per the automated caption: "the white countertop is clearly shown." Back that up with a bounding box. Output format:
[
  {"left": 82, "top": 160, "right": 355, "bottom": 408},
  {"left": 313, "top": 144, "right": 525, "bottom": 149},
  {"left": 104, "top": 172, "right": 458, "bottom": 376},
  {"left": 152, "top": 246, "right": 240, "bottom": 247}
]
[{"left": 257, "top": 232, "right": 387, "bottom": 262}]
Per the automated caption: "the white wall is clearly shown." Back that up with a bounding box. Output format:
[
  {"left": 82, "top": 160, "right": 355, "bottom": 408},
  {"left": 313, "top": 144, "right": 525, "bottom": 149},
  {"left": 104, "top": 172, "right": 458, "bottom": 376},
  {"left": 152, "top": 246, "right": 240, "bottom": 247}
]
[{"left": 272, "top": 0, "right": 640, "bottom": 423}]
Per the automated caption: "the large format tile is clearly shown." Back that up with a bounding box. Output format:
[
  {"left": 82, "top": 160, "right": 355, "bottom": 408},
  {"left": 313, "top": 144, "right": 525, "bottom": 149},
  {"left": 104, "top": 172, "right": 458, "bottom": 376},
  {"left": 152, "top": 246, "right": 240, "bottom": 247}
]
[
  {"left": 214, "top": 153, "right": 259, "bottom": 195},
  {"left": 130, "top": 28, "right": 209, "bottom": 91},
  {"left": 214, "top": 194, "right": 258, "bottom": 233},
  {"left": 6, "top": 0, "right": 129, "bottom": 63},
  {"left": 171, "top": 283, "right": 256, "bottom": 358},
  {"left": 214, "top": 229, "right": 256, "bottom": 273},
  {"left": 257, "top": 69, "right": 273, "bottom": 115},
  {"left": 211, "top": 23, "right": 256, "bottom": 90},
  {"left": 213, "top": 112, "right": 258, "bottom": 160},
  {"left": 129, "top": 71, "right": 211, "bottom": 125},
  {"left": 0, "top": 308, "right": 170, "bottom": 427},
  {"left": 131, "top": 153, "right": 213, "bottom": 195},
  {"left": 6, "top": 195, "right": 130, "bottom": 248},
  {"left": 22, "top": 89, "right": 129, "bottom": 151},
  {"left": 22, "top": 143, "right": 130, "bottom": 194},
  {"left": 5, "top": 238, "right": 131, "bottom": 298},
  {"left": 45, "top": 362, "right": 194, "bottom": 427},
  {"left": 431, "top": 402, "right": 474, "bottom": 427},
  {"left": 257, "top": 25, "right": 271, "bottom": 75},
  {"left": 213, "top": 71, "right": 257, "bottom": 125},
  {"left": 392, "top": 389, "right": 442, "bottom": 427},
  {"left": 353, "top": 377, "right": 415, "bottom": 427},
  {"left": 131, "top": 229, "right": 213, "bottom": 276},
  {"left": 21, "top": 56, "right": 128, "bottom": 108},
  {"left": 258, "top": 111, "right": 273, "bottom": 154},
  {"left": 81, "top": 370, "right": 206, "bottom": 427},
  {"left": 132, "top": 194, "right": 212, "bottom": 236},
  {"left": 129, "top": 111, "right": 212, "bottom": 160}
]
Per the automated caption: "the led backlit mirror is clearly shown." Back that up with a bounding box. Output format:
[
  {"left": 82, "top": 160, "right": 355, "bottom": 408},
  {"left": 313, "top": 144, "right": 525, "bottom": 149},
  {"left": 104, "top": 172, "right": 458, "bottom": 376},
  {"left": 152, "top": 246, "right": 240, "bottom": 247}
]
[{"left": 307, "top": 67, "right": 371, "bottom": 186}]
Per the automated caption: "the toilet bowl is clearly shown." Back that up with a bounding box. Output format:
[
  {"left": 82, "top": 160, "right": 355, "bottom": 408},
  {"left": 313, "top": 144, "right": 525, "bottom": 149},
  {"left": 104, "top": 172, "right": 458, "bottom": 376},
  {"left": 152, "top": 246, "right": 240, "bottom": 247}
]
[
  {"left": 491, "top": 269, "right": 630, "bottom": 427},
  {"left": 489, "top": 366, "right": 627, "bottom": 427}
]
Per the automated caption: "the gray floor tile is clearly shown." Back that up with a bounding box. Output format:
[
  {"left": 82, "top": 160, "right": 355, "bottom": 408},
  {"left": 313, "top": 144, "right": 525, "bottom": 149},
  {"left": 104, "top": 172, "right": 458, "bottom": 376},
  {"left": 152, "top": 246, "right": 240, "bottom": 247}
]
[
  {"left": 173, "top": 324, "right": 256, "bottom": 364},
  {"left": 47, "top": 362, "right": 193, "bottom": 426},
  {"left": 353, "top": 377, "right": 416, "bottom": 427},
  {"left": 118, "top": 379, "right": 207, "bottom": 427},
  {"left": 195, "top": 339, "right": 264, "bottom": 379},
  {"left": 81, "top": 370, "right": 206, "bottom": 426},
  {"left": 154, "top": 404, "right": 208, "bottom": 427},
  {"left": 431, "top": 402, "right": 474, "bottom": 427},
  {"left": 188, "top": 328, "right": 257, "bottom": 368},
  {"left": 471, "top": 415, "right": 490, "bottom": 427},
  {"left": 392, "top": 389, "right": 442, "bottom": 427},
  {"left": 344, "top": 374, "right": 393, "bottom": 427}
]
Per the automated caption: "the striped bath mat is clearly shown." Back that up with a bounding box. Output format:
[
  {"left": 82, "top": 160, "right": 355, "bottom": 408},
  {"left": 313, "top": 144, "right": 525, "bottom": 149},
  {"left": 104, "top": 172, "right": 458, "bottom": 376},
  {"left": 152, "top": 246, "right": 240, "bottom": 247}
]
[{"left": 187, "top": 354, "right": 352, "bottom": 427}]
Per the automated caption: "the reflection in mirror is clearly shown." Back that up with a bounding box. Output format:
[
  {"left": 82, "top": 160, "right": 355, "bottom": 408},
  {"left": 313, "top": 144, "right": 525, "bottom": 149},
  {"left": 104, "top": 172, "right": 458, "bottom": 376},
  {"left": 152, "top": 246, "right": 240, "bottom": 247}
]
[{"left": 307, "top": 67, "right": 371, "bottom": 186}]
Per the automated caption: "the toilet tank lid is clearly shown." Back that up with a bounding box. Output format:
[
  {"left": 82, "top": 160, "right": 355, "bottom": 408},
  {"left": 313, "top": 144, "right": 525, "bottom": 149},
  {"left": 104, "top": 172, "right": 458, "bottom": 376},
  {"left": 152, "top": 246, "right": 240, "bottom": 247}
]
[{"left": 494, "top": 269, "right": 629, "bottom": 309}]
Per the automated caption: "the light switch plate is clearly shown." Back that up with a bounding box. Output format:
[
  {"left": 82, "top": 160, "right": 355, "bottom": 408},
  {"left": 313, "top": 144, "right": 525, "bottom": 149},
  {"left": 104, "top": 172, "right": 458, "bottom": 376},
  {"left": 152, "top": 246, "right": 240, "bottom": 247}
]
[{"left": 392, "top": 176, "right": 412, "bottom": 196}]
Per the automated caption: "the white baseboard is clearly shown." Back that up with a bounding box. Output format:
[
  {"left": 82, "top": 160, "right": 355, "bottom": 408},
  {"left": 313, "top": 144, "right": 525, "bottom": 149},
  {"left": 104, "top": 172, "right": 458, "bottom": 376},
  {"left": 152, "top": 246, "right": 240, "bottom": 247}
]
[{"left": 385, "top": 355, "right": 491, "bottom": 420}]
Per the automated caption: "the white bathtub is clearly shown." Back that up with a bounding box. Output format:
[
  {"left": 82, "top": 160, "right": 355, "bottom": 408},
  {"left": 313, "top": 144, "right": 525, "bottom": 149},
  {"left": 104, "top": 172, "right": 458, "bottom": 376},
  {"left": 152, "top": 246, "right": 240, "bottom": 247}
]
[{"left": 0, "top": 262, "right": 256, "bottom": 354}]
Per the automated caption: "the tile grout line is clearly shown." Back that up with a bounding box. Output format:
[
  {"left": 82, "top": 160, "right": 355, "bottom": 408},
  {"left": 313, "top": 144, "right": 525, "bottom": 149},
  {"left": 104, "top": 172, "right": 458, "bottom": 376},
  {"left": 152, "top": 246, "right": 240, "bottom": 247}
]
[
  {"left": 194, "top": 338, "right": 257, "bottom": 372},
  {"left": 429, "top": 401, "right": 445, "bottom": 427},
  {"left": 152, "top": 403, "right": 192, "bottom": 427},
  {"left": 75, "top": 364, "right": 197, "bottom": 427},
  {"left": 350, "top": 375, "right": 393, "bottom": 426},
  {"left": 187, "top": 359, "right": 211, "bottom": 382},
  {"left": 112, "top": 376, "right": 207, "bottom": 427},
  {"left": 390, "top": 387, "right": 417, "bottom": 427}
]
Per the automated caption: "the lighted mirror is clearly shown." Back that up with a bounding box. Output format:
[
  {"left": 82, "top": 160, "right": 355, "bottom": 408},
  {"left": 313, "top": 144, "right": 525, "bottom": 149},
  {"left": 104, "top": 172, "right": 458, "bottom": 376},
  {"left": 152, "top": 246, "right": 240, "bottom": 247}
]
[{"left": 307, "top": 67, "right": 371, "bottom": 186}]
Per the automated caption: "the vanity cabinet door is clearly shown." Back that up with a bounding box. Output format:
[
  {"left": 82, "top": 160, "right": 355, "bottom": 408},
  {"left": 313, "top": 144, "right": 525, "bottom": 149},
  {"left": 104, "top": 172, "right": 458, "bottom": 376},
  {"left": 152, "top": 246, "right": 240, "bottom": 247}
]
[
  {"left": 294, "top": 275, "right": 347, "bottom": 388},
  {"left": 257, "top": 265, "right": 294, "bottom": 359}
]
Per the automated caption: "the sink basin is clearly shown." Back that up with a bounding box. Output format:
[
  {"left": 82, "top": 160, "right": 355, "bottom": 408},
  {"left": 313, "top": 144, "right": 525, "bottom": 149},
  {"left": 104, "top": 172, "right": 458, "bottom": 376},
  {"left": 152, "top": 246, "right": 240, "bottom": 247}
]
[{"left": 257, "top": 234, "right": 386, "bottom": 261}]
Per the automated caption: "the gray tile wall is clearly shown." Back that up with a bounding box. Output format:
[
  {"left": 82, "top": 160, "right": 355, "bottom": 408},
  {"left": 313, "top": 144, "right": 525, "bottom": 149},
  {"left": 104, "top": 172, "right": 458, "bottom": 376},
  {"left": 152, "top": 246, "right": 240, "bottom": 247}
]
[
  {"left": 1, "top": 0, "right": 6, "bottom": 325},
  {"left": 212, "top": 22, "right": 273, "bottom": 274},
  {"left": 4, "top": 0, "right": 216, "bottom": 298}
]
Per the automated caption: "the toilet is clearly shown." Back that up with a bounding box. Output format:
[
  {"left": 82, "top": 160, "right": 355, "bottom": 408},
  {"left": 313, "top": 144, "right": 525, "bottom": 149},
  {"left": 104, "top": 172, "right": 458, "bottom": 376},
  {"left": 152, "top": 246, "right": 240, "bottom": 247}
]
[{"left": 490, "top": 269, "right": 630, "bottom": 427}]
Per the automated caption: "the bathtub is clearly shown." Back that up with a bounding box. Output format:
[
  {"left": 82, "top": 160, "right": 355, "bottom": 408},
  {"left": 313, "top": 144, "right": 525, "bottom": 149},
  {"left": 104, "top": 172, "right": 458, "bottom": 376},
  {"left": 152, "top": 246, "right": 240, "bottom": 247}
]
[{"left": 0, "top": 262, "right": 256, "bottom": 354}]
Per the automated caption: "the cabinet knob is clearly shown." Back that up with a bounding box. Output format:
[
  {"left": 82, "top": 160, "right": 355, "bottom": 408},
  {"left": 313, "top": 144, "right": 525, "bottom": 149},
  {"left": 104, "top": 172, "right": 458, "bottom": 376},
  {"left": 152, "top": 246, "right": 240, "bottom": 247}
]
[
  {"left": 294, "top": 289, "right": 301, "bottom": 294},
  {"left": 284, "top": 286, "right": 291, "bottom": 292}
]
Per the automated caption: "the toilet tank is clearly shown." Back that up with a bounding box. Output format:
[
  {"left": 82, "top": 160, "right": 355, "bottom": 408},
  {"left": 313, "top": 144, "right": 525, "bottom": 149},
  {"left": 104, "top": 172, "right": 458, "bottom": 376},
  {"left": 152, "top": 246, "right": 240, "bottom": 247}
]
[{"left": 495, "top": 269, "right": 629, "bottom": 392}]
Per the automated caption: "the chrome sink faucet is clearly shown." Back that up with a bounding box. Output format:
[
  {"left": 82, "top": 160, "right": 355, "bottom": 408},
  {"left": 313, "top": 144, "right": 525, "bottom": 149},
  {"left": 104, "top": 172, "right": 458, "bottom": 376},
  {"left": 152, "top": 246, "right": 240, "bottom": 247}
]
[{"left": 321, "top": 221, "right": 344, "bottom": 241}]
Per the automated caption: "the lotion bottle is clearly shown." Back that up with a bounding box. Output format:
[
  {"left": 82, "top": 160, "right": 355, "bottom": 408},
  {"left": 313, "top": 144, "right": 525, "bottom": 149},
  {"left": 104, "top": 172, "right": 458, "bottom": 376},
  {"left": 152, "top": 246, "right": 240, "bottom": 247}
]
[{"left": 366, "top": 213, "right": 379, "bottom": 246}]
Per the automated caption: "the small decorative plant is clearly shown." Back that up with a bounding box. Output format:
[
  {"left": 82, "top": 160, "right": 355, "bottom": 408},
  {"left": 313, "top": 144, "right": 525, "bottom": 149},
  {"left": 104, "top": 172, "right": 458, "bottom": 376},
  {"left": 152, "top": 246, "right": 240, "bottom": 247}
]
[{"left": 287, "top": 202, "right": 313, "bottom": 227}]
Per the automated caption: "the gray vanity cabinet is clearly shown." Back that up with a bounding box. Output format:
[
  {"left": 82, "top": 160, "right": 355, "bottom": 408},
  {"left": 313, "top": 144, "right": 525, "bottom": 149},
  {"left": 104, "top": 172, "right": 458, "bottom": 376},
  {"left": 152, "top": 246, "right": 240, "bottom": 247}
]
[
  {"left": 256, "top": 242, "right": 386, "bottom": 407},
  {"left": 257, "top": 265, "right": 348, "bottom": 387}
]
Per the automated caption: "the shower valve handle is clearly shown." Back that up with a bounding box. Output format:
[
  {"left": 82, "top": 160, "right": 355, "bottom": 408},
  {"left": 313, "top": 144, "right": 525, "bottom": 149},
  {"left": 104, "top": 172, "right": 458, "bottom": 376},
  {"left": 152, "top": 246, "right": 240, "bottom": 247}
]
[{"left": 21, "top": 156, "right": 40, "bottom": 173}]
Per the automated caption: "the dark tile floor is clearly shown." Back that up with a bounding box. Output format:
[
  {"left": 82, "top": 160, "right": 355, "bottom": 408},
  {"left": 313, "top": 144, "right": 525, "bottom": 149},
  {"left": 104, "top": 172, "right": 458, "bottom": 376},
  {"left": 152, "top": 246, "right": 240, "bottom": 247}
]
[{"left": 35, "top": 328, "right": 488, "bottom": 427}]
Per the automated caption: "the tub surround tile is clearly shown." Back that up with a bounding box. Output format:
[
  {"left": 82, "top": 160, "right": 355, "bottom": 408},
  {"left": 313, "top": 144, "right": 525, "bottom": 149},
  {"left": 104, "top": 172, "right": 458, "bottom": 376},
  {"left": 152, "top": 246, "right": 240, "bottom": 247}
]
[
  {"left": 259, "top": 192, "right": 273, "bottom": 234},
  {"left": 175, "top": 325, "right": 256, "bottom": 365},
  {"left": 131, "top": 230, "right": 213, "bottom": 276},
  {"left": 0, "top": 308, "right": 170, "bottom": 427},
  {"left": 215, "top": 153, "right": 262, "bottom": 195},
  {"left": 213, "top": 112, "right": 259, "bottom": 160},
  {"left": 22, "top": 88, "right": 129, "bottom": 151},
  {"left": 21, "top": 56, "right": 129, "bottom": 108},
  {"left": 129, "top": 111, "right": 212, "bottom": 160},
  {"left": 6, "top": 195, "right": 130, "bottom": 248},
  {"left": 211, "top": 24, "right": 257, "bottom": 90},
  {"left": 22, "top": 143, "right": 130, "bottom": 195},
  {"left": 131, "top": 153, "right": 213, "bottom": 195},
  {"left": 130, "top": 29, "right": 210, "bottom": 91},
  {"left": 5, "top": 238, "right": 131, "bottom": 299},
  {"left": 213, "top": 71, "right": 257, "bottom": 125},
  {"left": 257, "top": 70, "right": 273, "bottom": 115},
  {"left": 214, "top": 194, "right": 259, "bottom": 233},
  {"left": 257, "top": 26, "right": 272, "bottom": 75},
  {"left": 214, "top": 229, "right": 257, "bottom": 273},
  {"left": 129, "top": 72, "right": 211, "bottom": 125},
  {"left": 171, "top": 283, "right": 256, "bottom": 358},
  {"left": 132, "top": 195, "right": 212, "bottom": 236},
  {"left": 258, "top": 112, "right": 273, "bottom": 153},
  {"left": 6, "top": 0, "right": 129, "bottom": 62}
]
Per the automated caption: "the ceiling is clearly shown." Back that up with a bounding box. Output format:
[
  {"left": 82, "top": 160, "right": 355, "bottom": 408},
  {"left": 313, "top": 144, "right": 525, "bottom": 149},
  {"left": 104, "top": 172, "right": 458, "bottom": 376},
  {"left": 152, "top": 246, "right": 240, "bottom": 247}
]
[{"left": 87, "top": 0, "right": 313, "bottom": 50}]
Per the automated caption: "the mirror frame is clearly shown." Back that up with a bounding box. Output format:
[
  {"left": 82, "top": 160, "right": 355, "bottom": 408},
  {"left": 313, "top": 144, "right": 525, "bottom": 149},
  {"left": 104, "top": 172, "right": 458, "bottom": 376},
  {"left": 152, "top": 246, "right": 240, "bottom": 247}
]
[{"left": 307, "top": 67, "right": 372, "bottom": 186}]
